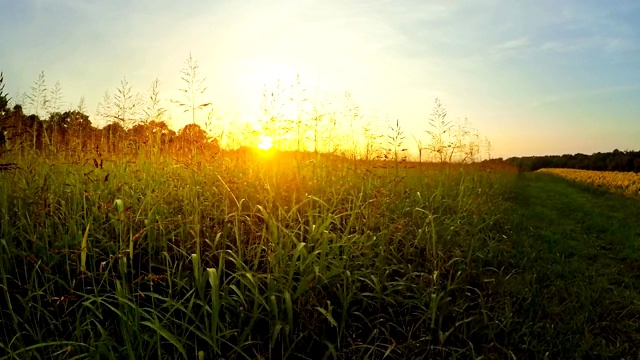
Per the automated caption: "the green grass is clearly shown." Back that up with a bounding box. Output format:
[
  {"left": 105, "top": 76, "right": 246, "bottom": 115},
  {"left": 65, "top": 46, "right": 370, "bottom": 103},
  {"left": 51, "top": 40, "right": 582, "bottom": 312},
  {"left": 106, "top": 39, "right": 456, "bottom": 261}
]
[
  {"left": 0, "top": 152, "right": 516, "bottom": 359},
  {"left": 505, "top": 172, "right": 640, "bottom": 358},
  {"left": 2, "top": 154, "right": 640, "bottom": 359}
]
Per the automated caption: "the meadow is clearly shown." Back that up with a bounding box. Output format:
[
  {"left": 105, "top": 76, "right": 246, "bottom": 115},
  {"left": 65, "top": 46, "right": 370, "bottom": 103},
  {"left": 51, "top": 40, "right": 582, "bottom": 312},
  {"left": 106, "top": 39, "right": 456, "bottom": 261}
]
[
  {"left": 0, "top": 149, "right": 516, "bottom": 359},
  {"left": 3, "top": 150, "right": 640, "bottom": 359}
]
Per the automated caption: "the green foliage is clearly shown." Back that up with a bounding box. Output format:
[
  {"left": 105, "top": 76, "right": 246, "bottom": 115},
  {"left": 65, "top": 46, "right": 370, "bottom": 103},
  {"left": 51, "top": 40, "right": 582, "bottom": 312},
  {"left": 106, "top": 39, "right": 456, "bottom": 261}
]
[
  {"left": 508, "top": 149, "right": 640, "bottom": 172},
  {"left": 507, "top": 172, "right": 640, "bottom": 358},
  {"left": 0, "top": 152, "right": 517, "bottom": 359},
  {"left": 0, "top": 72, "right": 10, "bottom": 113}
]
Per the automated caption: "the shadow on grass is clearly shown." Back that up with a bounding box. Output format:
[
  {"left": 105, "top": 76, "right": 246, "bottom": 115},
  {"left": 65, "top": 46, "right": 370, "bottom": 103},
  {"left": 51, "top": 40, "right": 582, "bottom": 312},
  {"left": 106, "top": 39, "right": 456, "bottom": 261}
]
[{"left": 504, "top": 172, "right": 640, "bottom": 358}]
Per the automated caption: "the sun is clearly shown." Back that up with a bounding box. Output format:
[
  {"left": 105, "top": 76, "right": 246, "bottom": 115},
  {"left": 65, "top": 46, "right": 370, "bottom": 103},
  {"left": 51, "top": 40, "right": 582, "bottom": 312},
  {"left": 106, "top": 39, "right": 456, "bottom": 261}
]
[{"left": 257, "top": 135, "right": 273, "bottom": 151}]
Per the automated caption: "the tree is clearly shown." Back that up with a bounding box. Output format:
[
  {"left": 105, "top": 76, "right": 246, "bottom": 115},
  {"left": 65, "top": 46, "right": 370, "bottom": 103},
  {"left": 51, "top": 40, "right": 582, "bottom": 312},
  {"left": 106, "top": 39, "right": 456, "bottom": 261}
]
[
  {"left": 147, "top": 120, "right": 175, "bottom": 152},
  {"left": 127, "top": 123, "right": 149, "bottom": 152},
  {"left": 2, "top": 104, "right": 27, "bottom": 151},
  {"left": 173, "top": 53, "right": 210, "bottom": 125},
  {"left": 175, "top": 123, "right": 212, "bottom": 158},
  {"left": 64, "top": 110, "right": 93, "bottom": 153},
  {"left": 0, "top": 72, "right": 9, "bottom": 113},
  {"left": 178, "top": 123, "right": 208, "bottom": 144},
  {"left": 102, "top": 122, "right": 126, "bottom": 153},
  {"left": 0, "top": 72, "right": 9, "bottom": 152}
]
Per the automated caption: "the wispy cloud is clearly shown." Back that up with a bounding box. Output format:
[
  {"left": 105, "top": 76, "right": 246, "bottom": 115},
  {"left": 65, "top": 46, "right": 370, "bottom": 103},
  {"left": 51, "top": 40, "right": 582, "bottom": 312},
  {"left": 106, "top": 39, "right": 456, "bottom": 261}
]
[
  {"left": 494, "top": 37, "right": 530, "bottom": 51},
  {"left": 538, "top": 36, "right": 638, "bottom": 55},
  {"left": 528, "top": 84, "right": 640, "bottom": 110},
  {"left": 538, "top": 40, "right": 588, "bottom": 53},
  {"left": 487, "top": 37, "right": 532, "bottom": 61}
]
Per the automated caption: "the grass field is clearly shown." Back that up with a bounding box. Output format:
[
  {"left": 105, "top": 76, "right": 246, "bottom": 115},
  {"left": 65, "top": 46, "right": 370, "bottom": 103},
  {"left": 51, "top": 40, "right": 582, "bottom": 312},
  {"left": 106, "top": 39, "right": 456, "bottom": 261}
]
[
  {"left": 507, "top": 172, "right": 640, "bottom": 358},
  {"left": 1, "top": 154, "right": 640, "bottom": 359}
]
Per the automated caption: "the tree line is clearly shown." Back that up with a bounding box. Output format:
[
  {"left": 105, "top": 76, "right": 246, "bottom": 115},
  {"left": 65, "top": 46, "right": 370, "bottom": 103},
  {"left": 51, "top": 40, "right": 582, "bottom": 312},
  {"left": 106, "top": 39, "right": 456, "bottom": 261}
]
[
  {"left": 504, "top": 150, "right": 640, "bottom": 173},
  {"left": 0, "top": 53, "right": 491, "bottom": 164}
]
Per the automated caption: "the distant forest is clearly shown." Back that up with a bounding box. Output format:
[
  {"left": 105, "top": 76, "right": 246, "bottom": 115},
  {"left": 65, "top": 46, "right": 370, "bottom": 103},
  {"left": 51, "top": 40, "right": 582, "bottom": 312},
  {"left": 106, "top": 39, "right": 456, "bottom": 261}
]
[
  {"left": 0, "top": 103, "right": 219, "bottom": 160},
  {"left": 0, "top": 69, "right": 222, "bottom": 162},
  {"left": 503, "top": 150, "right": 640, "bottom": 173}
]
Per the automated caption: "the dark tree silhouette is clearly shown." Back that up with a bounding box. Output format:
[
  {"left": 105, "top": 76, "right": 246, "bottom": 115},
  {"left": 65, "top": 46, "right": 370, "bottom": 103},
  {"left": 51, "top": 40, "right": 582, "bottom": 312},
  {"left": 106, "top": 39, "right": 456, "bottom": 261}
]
[{"left": 506, "top": 150, "right": 640, "bottom": 173}]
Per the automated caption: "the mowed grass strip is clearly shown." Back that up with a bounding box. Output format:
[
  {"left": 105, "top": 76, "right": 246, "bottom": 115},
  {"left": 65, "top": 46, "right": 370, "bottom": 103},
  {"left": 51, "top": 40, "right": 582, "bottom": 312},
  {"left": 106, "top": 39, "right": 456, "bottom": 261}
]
[{"left": 506, "top": 172, "right": 640, "bottom": 358}]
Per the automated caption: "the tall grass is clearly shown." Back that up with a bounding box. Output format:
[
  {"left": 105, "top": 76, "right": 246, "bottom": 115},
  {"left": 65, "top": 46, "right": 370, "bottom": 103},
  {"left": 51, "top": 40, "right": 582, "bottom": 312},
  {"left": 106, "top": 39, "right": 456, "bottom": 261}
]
[{"left": 0, "top": 151, "right": 517, "bottom": 359}]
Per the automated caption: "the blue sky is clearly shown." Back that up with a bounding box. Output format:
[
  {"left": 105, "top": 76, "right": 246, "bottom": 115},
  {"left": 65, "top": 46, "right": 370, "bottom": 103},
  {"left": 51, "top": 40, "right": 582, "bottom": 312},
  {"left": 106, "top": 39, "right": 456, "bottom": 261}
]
[{"left": 0, "top": 0, "right": 638, "bottom": 157}]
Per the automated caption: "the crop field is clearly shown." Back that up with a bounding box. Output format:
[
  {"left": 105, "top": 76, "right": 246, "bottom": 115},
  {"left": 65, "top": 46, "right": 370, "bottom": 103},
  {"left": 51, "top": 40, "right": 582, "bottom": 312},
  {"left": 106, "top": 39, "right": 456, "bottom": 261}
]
[
  {"left": 538, "top": 168, "right": 640, "bottom": 199},
  {"left": 2, "top": 152, "right": 640, "bottom": 359}
]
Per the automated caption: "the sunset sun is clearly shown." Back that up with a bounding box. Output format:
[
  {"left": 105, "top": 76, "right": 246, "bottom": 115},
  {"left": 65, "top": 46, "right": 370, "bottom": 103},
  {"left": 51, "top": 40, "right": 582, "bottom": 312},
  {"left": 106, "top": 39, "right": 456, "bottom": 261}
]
[{"left": 257, "top": 135, "right": 273, "bottom": 151}]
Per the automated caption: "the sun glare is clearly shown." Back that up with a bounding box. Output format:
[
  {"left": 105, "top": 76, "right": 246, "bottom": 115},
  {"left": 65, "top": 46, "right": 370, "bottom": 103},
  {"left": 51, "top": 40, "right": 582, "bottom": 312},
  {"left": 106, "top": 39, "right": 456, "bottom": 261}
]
[{"left": 257, "top": 135, "right": 273, "bottom": 151}]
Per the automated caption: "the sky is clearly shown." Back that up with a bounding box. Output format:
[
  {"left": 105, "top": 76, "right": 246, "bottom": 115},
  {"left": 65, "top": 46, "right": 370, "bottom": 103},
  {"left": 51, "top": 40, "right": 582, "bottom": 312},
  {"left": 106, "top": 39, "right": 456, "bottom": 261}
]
[{"left": 0, "top": 0, "right": 639, "bottom": 158}]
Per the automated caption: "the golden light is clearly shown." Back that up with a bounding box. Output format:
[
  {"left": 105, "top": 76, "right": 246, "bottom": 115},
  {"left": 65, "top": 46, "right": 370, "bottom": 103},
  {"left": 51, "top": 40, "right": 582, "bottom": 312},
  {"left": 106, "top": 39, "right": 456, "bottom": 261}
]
[{"left": 257, "top": 135, "right": 273, "bottom": 151}]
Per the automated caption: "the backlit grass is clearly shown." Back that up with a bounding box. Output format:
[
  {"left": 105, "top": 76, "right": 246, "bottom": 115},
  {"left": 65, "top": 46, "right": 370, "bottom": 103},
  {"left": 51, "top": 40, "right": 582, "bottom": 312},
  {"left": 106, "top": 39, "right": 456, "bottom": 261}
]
[
  {"left": 0, "top": 151, "right": 516, "bottom": 359},
  {"left": 3, "top": 153, "right": 640, "bottom": 359}
]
